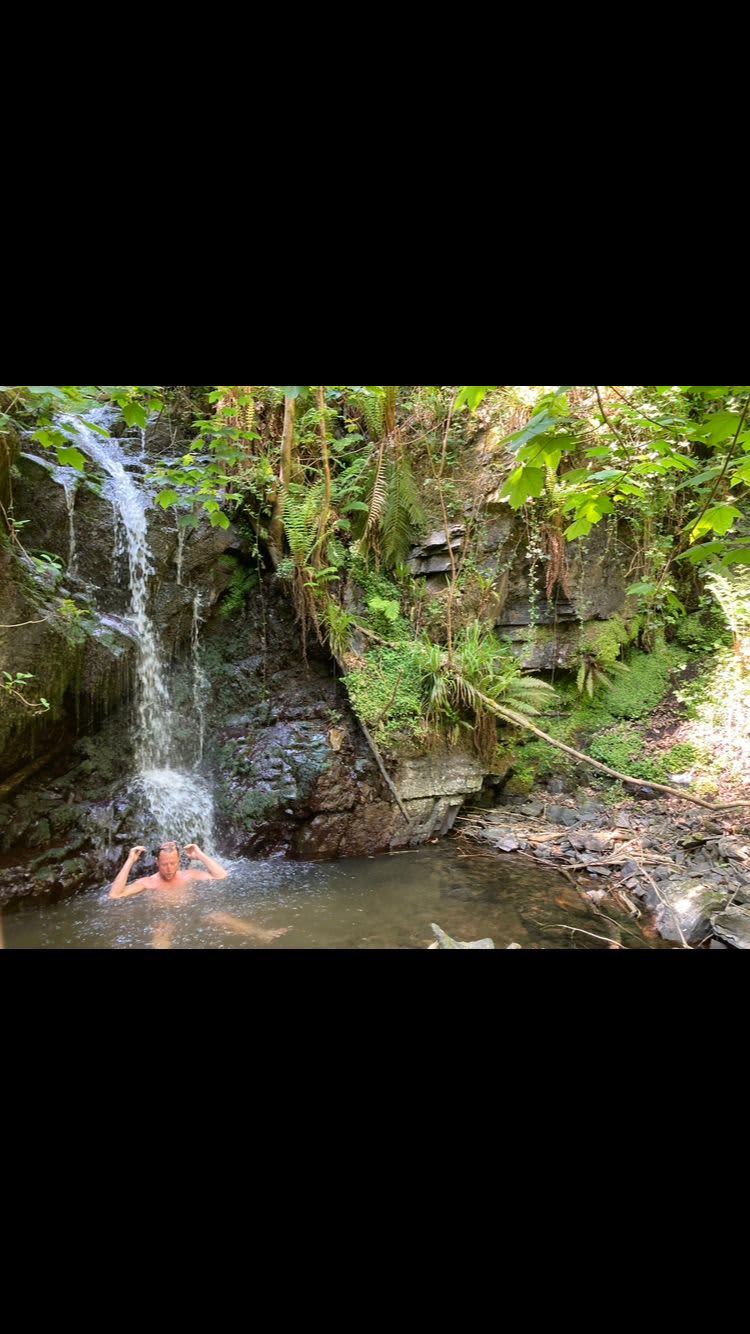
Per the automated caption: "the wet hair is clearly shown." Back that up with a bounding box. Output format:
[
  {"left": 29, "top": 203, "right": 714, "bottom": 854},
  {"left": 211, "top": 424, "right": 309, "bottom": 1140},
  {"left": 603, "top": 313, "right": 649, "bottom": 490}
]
[{"left": 153, "top": 841, "right": 180, "bottom": 858}]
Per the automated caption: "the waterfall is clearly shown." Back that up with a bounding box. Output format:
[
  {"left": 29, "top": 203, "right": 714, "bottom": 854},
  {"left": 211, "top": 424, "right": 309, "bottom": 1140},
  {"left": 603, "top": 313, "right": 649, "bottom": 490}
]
[
  {"left": 51, "top": 465, "right": 78, "bottom": 576},
  {"left": 192, "top": 592, "right": 210, "bottom": 768},
  {"left": 175, "top": 522, "right": 186, "bottom": 586},
  {"left": 58, "top": 408, "right": 214, "bottom": 847}
]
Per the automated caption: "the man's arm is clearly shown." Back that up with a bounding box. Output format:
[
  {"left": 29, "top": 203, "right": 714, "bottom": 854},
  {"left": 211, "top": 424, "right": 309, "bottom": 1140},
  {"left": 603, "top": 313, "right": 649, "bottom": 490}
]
[
  {"left": 183, "top": 844, "right": 229, "bottom": 881},
  {"left": 110, "top": 846, "right": 149, "bottom": 899}
]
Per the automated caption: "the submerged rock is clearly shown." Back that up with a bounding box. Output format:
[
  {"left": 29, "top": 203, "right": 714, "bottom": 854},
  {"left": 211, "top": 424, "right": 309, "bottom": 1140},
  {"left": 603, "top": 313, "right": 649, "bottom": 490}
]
[{"left": 429, "top": 923, "right": 495, "bottom": 949}]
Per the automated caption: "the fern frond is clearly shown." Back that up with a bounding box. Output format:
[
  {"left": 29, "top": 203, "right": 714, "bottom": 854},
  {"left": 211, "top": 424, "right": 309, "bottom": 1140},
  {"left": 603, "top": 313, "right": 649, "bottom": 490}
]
[{"left": 283, "top": 481, "right": 324, "bottom": 563}]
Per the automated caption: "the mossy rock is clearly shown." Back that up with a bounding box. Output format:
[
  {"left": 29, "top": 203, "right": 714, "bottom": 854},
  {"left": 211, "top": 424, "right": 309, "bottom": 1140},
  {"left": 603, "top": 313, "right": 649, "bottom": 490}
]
[
  {"left": 578, "top": 614, "right": 633, "bottom": 668},
  {"left": 27, "top": 818, "right": 51, "bottom": 848}
]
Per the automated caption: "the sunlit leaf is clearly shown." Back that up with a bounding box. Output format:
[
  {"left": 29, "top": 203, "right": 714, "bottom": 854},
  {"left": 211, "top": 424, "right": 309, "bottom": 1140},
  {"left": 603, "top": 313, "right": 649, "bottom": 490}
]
[
  {"left": 56, "top": 446, "right": 86, "bottom": 472},
  {"left": 564, "top": 518, "right": 593, "bottom": 541},
  {"left": 122, "top": 401, "right": 148, "bottom": 429},
  {"left": 455, "top": 386, "right": 495, "bottom": 412},
  {"left": 502, "top": 465, "right": 545, "bottom": 508},
  {"left": 689, "top": 504, "right": 742, "bottom": 541}
]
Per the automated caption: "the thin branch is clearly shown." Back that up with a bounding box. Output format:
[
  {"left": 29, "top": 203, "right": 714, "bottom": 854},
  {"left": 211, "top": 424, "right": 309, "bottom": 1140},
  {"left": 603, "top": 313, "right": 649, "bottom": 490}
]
[
  {"left": 0, "top": 618, "right": 48, "bottom": 628},
  {"left": 637, "top": 864, "right": 692, "bottom": 950},
  {"left": 486, "top": 700, "right": 750, "bottom": 811},
  {"left": 538, "top": 923, "right": 627, "bottom": 948},
  {"left": 593, "top": 385, "right": 636, "bottom": 465}
]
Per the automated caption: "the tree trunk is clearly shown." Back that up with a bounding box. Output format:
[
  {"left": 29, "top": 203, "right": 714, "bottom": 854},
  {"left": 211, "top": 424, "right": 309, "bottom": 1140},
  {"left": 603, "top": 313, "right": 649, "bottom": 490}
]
[{"left": 268, "top": 393, "right": 296, "bottom": 561}]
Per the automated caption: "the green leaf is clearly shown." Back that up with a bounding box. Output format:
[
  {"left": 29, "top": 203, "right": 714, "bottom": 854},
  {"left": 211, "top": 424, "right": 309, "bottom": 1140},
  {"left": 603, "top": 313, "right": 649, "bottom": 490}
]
[
  {"left": 83, "top": 420, "right": 110, "bottom": 437},
  {"left": 517, "top": 439, "right": 563, "bottom": 470},
  {"left": 584, "top": 446, "right": 611, "bottom": 458},
  {"left": 721, "top": 549, "right": 750, "bottom": 565},
  {"left": 122, "top": 401, "right": 148, "bottom": 429},
  {"left": 677, "top": 541, "right": 728, "bottom": 563},
  {"left": 730, "top": 457, "right": 750, "bottom": 486},
  {"left": 696, "top": 411, "right": 742, "bottom": 444},
  {"left": 455, "top": 386, "right": 495, "bottom": 412},
  {"left": 689, "top": 504, "right": 742, "bottom": 540},
  {"left": 33, "top": 429, "right": 62, "bottom": 450},
  {"left": 675, "top": 465, "right": 722, "bottom": 490},
  {"left": 504, "top": 410, "right": 557, "bottom": 452},
  {"left": 56, "top": 446, "right": 86, "bottom": 472},
  {"left": 279, "top": 386, "right": 305, "bottom": 399},
  {"left": 564, "top": 518, "right": 593, "bottom": 541},
  {"left": 581, "top": 496, "right": 615, "bottom": 521},
  {"left": 502, "top": 465, "right": 545, "bottom": 509},
  {"left": 209, "top": 510, "right": 230, "bottom": 529},
  {"left": 27, "top": 386, "right": 68, "bottom": 399},
  {"left": 659, "top": 454, "right": 696, "bottom": 472},
  {"left": 156, "top": 489, "right": 179, "bottom": 508}
]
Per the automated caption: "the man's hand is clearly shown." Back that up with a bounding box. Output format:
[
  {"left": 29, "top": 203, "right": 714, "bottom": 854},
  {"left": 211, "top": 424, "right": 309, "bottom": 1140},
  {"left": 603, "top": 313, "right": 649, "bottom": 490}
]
[
  {"left": 184, "top": 843, "right": 202, "bottom": 860},
  {"left": 110, "top": 846, "right": 148, "bottom": 898}
]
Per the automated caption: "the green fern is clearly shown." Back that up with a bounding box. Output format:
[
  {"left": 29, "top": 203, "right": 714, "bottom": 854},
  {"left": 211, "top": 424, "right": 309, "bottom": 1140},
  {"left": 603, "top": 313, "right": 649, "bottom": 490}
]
[
  {"left": 576, "top": 656, "right": 630, "bottom": 697},
  {"left": 382, "top": 458, "right": 427, "bottom": 567},
  {"left": 283, "top": 481, "right": 324, "bottom": 564},
  {"left": 363, "top": 444, "right": 389, "bottom": 542},
  {"left": 355, "top": 389, "right": 385, "bottom": 439},
  {"left": 323, "top": 602, "right": 355, "bottom": 658},
  {"left": 219, "top": 559, "right": 258, "bottom": 616}
]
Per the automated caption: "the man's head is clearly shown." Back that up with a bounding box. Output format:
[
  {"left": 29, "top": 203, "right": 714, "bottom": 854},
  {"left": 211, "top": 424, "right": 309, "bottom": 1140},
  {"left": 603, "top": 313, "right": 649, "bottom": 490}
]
[{"left": 156, "top": 841, "right": 180, "bottom": 881}]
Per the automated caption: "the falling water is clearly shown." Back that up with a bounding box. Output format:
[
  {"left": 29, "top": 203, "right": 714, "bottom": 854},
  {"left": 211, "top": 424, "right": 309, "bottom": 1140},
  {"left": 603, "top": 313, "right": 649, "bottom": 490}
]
[
  {"left": 110, "top": 501, "right": 125, "bottom": 567},
  {"left": 51, "top": 465, "right": 78, "bottom": 575},
  {"left": 191, "top": 592, "right": 210, "bottom": 768},
  {"left": 58, "top": 408, "right": 214, "bottom": 846},
  {"left": 59, "top": 410, "right": 172, "bottom": 768},
  {"left": 175, "top": 522, "right": 186, "bottom": 586}
]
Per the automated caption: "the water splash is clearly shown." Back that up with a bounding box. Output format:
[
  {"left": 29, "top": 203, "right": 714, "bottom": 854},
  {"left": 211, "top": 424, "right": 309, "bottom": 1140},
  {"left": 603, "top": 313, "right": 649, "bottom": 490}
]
[{"left": 130, "top": 768, "right": 214, "bottom": 848}]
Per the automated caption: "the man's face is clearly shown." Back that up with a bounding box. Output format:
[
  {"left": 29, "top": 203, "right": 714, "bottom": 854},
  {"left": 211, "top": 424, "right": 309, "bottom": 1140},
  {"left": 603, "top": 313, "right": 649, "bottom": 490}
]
[{"left": 157, "top": 850, "right": 180, "bottom": 881}]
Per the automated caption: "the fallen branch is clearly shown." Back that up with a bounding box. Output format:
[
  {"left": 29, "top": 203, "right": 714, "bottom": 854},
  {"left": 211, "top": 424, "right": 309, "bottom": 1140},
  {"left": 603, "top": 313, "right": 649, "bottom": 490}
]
[
  {"left": 0, "top": 618, "right": 48, "bottom": 628},
  {"left": 491, "top": 702, "right": 750, "bottom": 811},
  {"left": 540, "top": 923, "right": 627, "bottom": 948},
  {"left": 0, "top": 744, "right": 64, "bottom": 801}
]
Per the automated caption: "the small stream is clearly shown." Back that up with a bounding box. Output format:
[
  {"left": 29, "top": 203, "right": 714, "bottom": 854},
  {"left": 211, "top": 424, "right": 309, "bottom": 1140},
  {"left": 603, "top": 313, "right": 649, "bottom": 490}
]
[{"left": 0, "top": 845, "right": 666, "bottom": 949}]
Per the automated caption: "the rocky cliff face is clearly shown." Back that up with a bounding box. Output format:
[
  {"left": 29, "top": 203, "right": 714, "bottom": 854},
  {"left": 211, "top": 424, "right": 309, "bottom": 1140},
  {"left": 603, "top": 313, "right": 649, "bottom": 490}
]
[{"left": 0, "top": 412, "right": 638, "bottom": 908}]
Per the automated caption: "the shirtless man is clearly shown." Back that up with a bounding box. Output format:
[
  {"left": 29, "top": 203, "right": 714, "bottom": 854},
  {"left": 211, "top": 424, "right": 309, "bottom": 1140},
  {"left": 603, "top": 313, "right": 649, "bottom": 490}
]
[
  {"left": 109, "top": 841, "right": 226, "bottom": 898},
  {"left": 109, "top": 841, "right": 288, "bottom": 945}
]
